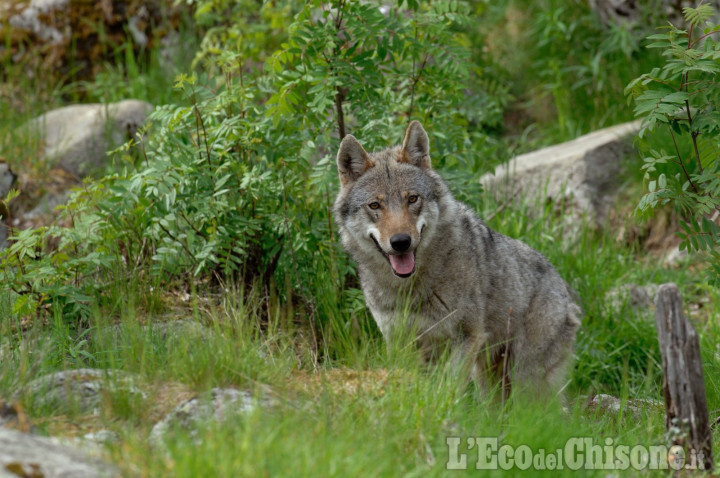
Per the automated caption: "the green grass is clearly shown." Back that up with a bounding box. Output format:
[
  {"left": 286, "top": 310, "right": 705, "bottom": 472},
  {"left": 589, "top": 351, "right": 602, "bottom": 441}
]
[
  {"left": 1, "top": 120, "right": 717, "bottom": 474},
  {"left": 1, "top": 181, "right": 719, "bottom": 475},
  {"left": 2, "top": 4, "right": 720, "bottom": 475}
]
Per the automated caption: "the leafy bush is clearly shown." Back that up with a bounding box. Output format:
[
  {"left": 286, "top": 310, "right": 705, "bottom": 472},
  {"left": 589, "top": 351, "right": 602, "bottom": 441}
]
[
  {"left": 626, "top": 3, "right": 720, "bottom": 284},
  {"left": 189, "top": 0, "right": 300, "bottom": 68},
  {"left": 476, "top": 0, "right": 663, "bottom": 143},
  {"left": 0, "top": 1, "right": 498, "bottom": 327}
]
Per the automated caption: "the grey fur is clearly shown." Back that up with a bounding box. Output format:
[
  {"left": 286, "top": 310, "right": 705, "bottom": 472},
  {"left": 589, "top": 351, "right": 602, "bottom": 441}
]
[{"left": 334, "top": 121, "right": 581, "bottom": 396}]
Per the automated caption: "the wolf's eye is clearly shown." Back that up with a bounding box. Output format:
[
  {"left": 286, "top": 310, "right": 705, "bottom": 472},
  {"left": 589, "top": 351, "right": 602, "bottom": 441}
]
[
  {"left": 368, "top": 202, "right": 381, "bottom": 210},
  {"left": 408, "top": 195, "right": 418, "bottom": 204}
]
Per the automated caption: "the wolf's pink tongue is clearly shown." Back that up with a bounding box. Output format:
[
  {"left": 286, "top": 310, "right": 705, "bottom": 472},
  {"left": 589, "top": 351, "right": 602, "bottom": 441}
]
[{"left": 389, "top": 253, "right": 415, "bottom": 275}]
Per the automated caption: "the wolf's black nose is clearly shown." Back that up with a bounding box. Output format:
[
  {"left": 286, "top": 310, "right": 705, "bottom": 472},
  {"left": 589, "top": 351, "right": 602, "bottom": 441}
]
[{"left": 390, "top": 233, "right": 411, "bottom": 252}]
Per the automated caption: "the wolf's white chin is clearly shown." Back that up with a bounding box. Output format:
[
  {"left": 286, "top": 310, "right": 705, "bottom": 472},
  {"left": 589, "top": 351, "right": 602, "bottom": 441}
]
[{"left": 389, "top": 252, "right": 415, "bottom": 276}]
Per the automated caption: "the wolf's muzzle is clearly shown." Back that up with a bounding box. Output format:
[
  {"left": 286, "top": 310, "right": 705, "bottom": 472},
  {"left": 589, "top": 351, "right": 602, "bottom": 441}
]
[{"left": 390, "top": 233, "right": 411, "bottom": 252}]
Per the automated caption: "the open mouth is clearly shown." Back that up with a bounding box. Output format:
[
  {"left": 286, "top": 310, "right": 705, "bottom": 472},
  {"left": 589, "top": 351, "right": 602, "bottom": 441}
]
[
  {"left": 388, "top": 252, "right": 415, "bottom": 277},
  {"left": 369, "top": 235, "right": 417, "bottom": 278}
]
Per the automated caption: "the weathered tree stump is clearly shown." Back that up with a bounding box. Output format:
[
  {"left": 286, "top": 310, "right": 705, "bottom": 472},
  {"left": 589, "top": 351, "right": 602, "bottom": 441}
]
[{"left": 655, "top": 283, "right": 713, "bottom": 471}]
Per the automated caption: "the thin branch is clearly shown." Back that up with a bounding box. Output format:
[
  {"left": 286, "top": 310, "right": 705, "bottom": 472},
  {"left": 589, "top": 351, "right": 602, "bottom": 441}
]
[
  {"left": 329, "top": 0, "right": 347, "bottom": 139},
  {"left": 407, "top": 25, "right": 429, "bottom": 118},
  {"left": 193, "top": 103, "right": 213, "bottom": 169},
  {"left": 683, "top": 97, "right": 703, "bottom": 173},
  {"left": 683, "top": 23, "right": 704, "bottom": 173},
  {"left": 408, "top": 53, "right": 429, "bottom": 119},
  {"left": 280, "top": 165, "right": 319, "bottom": 367},
  {"left": 157, "top": 221, "right": 198, "bottom": 268},
  {"left": 485, "top": 188, "right": 519, "bottom": 222},
  {"left": 179, "top": 211, "right": 206, "bottom": 238},
  {"left": 645, "top": 76, "right": 681, "bottom": 91},
  {"left": 501, "top": 307, "right": 513, "bottom": 410},
  {"left": 691, "top": 129, "right": 703, "bottom": 173},
  {"left": 689, "top": 29, "right": 720, "bottom": 48},
  {"left": 334, "top": 89, "right": 346, "bottom": 139},
  {"left": 669, "top": 126, "right": 699, "bottom": 193},
  {"left": 335, "top": 0, "right": 345, "bottom": 29},
  {"left": 408, "top": 309, "right": 458, "bottom": 347},
  {"left": 184, "top": 86, "right": 216, "bottom": 192}
]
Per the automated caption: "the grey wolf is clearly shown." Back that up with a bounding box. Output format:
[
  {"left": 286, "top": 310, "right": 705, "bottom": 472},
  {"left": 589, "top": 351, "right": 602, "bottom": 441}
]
[{"left": 333, "top": 121, "right": 581, "bottom": 397}]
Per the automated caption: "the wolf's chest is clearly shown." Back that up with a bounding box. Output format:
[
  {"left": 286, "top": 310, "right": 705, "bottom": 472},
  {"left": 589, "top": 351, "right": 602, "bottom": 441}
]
[{"left": 363, "top": 280, "right": 467, "bottom": 343}]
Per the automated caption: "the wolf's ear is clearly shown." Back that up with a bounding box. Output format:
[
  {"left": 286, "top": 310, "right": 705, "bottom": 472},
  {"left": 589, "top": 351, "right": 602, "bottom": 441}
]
[
  {"left": 400, "top": 121, "right": 430, "bottom": 169},
  {"left": 337, "top": 135, "right": 373, "bottom": 186}
]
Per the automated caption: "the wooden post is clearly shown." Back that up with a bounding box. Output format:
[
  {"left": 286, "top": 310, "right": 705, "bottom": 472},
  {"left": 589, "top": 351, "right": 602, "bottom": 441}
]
[{"left": 655, "top": 283, "right": 713, "bottom": 471}]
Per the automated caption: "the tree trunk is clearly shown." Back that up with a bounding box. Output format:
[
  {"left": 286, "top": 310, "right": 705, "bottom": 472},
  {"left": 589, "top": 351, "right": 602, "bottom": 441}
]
[{"left": 655, "top": 283, "right": 713, "bottom": 471}]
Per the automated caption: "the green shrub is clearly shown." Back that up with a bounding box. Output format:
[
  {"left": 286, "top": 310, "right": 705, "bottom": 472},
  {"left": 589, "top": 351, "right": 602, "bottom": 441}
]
[
  {"left": 472, "top": 0, "right": 663, "bottom": 144},
  {"left": 626, "top": 3, "right": 720, "bottom": 284},
  {"left": 0, "top": 1, "right": 497, "bottom": 330}
]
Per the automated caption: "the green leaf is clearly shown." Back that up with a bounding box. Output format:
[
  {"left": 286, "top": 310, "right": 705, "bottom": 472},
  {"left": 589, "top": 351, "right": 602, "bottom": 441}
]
[{"left": 684, "top": 4, "right": 715, "bottom": 27}]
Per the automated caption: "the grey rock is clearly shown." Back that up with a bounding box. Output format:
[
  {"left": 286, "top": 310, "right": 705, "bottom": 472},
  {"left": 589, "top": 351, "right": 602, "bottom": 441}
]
[
  {"left": 94, "top": 319, "right": 210, "bottom": 349},
  {"left": 664, "top": 246, "right": 689, "bottom": 267},
  {"left": 82, "top": 429, "right": 120, "bottom": 445},
  {"left": 480, "top": 120, "right": 640, "bottom": 227},
  {"left": 20, "top": 368, "right": 145, "bottom": 414},
  {"left": 28, "top": 100, "right": 153, "bottom": 177},
  {"left": 590, "top": 0, "right": 720, "bottom": 29},
  {"left": 588, "top": 394, "right": 663, "bottom": 421},
  {"left": 127, "top": 11, "right": 149, "bottom": 48},
  {"left": 20, "top": 189, "right": 72, "bottom": 223},
  {"left": 0, "top": 161, "right": 16, "bottom": 200},
  {"left": 46, "top": 429, "right": 121, "bottom": 458},
  {"left": 8, "top": 0, "right": 69, "bottom": 45},
  {"left": 589, "top": 0, "right": 641, "bottom": 26},
  {"left": 0, "top": 160, "right": 17, "bottom": 250},
  {"left": 150, "top": 387, "right": 275, "bottom": 446},
  {"left": 605, "top": 283, "right": 660, "bottom": 311},
  {"left": 0, "top": 427, "right": 118, "bottom": 478},
  {"left": 158, "top": 30, "right": 182, "bottom": 73},
  {"left": 145, "top": 319, "right": 210, "bottom": 342}
]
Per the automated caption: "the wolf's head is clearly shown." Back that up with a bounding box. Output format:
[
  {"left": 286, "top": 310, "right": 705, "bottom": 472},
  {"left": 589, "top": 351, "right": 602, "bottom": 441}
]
[
  {"left": 0, "top": 159, "right": 17, "bottom": 199},
  {"left": 334, "top": 121, "right": 442, "bottom": 279}
]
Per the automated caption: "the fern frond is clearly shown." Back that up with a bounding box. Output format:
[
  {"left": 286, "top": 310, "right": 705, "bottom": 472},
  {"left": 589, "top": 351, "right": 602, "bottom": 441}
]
[{"left": 684, "top": 4, "right": 715, "bottom": 28}]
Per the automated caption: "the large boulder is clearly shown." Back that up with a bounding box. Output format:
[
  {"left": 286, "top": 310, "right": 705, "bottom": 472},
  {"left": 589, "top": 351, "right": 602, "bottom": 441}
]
[
  {"left": 28, "top": 100, "right": 153, "bottom": 177},
  {"left": 480, "top": 120, "right": 641, "bottom": 226},
  {"left": 604, "top": 283, "right": 661, "bottom": 312},
  {"left": 0, "top": 428, "right": 118, "bottom": 478},
  {"left": 149, "top": 387, "right": 277, "bottom": 446},
  {"left": 19, "top": 368, "right": 146, "bottom": 414},
  {"left": 587, "top": 393, "right": 663, "bottom": 422}
]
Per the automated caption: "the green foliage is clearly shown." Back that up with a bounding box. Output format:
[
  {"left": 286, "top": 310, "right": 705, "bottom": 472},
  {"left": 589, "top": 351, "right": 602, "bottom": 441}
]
[
  {"left": 0, "top": 1, "right": 495, "bottom": 326},
  {"left": 626, "top": 3, "right": 720, "bottom": 285},
  {"left": 268, "top": 1, "right": 475, "bottom": 153},
  {"left": 0, "top": 224, "right": 103, "bottom": 320},
  {"left": 83, "top": 37, "right": 194, "bottom": 106},
  {"left": 2, "top": 0, "right": 714, "bottom": 401},
  {"left": 480, "top": 0, "right": 663, "bottom": 144},
  {"left": 189, "top": 0, "right": 300, "bottom": 68},
  {"left": 101, "top": 72, "right": 292, "bottom": 280},
  {"left": 6, "top": 5, "right": 720, "bottom": 471}
]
